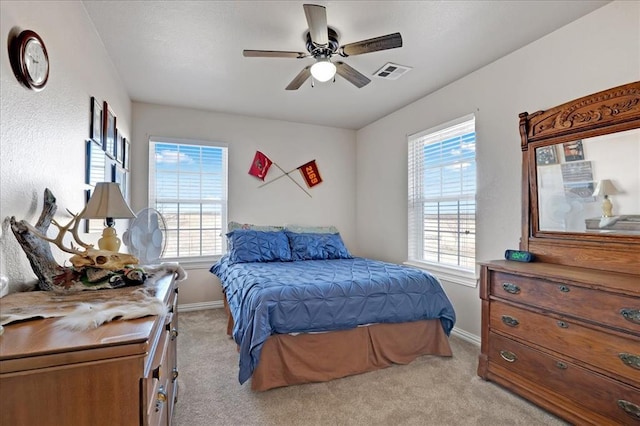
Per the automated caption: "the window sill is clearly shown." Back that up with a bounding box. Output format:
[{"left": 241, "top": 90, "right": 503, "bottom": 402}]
[
  {"left": 160, "top": 256, "right": 221, "bottom": 270},
  {"left": 403, "top": 260, "right": 477, "bottom": 288}
]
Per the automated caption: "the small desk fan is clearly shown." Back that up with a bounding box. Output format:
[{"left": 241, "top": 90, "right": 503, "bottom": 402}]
[{"left": 123, "top": 208, "right": 167, "bottom": 265}]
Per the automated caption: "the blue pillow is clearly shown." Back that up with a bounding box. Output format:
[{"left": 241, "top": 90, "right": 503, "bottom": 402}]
[
  {"left": 286, "top": 232, "right": 352, "bottom": 261},
  {"left": 227, "top": 230, "right": 292, "bottom": 264}
]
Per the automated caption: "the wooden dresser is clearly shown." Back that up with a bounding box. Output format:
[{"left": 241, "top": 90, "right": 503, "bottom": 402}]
[
  {"left": 478, "top": 82, "right": 640, "bottom": 425},
  {"left": 0, "top": 274, "right": 179, "bottom": 426},
  {"left": 479, "top": 260, "right": 639, "bottom": 424}
]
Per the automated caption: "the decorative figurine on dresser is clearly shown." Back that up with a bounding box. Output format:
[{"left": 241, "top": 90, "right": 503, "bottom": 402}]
[{"left": 478, "top": 81, "right": 640, "bottom": 425}]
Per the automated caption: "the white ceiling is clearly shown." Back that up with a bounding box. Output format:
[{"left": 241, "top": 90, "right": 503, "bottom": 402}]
[{"left": 83, "top": 1, "right": 609, "bottom": 130}]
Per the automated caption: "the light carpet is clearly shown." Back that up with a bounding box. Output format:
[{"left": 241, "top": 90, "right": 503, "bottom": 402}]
[{"left": 173, "top": 309, "right": 567, "bottom": 426}]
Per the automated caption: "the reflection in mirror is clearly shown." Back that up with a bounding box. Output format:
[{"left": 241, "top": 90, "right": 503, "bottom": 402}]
[{"left": 536, "top": 128, "right": 640, "bottom": 235}]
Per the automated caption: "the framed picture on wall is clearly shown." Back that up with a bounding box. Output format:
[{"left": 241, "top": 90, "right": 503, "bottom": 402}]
[
  {"left": 115, "top": 131, "right": 124, "bottom": 164},
  {"left": 535, "top": 145, "right": 558, "bottom": 165},
  {"left": 102, "top": 101, "right": 116, "bottom": 158},
  {"left": 563, "top": 140, "right": 584, "bottom": 162},
  {"left": 123, "top": 138, "right": 131, "bottom": 170},
  {"left": 90, "top": 97, "right": 102, "bottom": 143},
  {"left": 111, "top": 162, "right": 128, "bottom": 200},
  {"left": 85, "top": 139, "right": 106, "bottom": 186}
]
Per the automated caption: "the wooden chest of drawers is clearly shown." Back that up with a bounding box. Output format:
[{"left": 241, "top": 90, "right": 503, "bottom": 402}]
[
  {"left": 478, "top": 260, "right": 640, "bottom": 425},
  {"left": 0, "top": 274, "right": 179, "bottom": 426}
]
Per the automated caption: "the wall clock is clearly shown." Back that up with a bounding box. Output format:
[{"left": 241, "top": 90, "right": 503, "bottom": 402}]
[{"left": 9, "top": 29, "right": 49, "bottom": 91}]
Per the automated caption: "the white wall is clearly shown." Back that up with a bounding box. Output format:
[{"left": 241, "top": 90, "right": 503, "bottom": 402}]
[
  {"left": 355, "top": 1, "right": 640, "bottom": 339},
  {"left": 0, "top": 1, "right": 131, "bottom": 286},
  {"left": 131, "top": 103, "right": 356, "bottom": 305}
]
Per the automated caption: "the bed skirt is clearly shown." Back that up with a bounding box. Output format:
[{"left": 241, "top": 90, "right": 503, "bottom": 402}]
[{"left": 224, "top": 298, "right": 453, "bottom": 391}]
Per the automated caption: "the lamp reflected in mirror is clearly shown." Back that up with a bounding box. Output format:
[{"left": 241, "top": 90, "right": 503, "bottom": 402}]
[
  {"left": 592, "top": 179, "right": 620, "bottom": 218},
  {"left": 81, "top": 182, "right": 136, "bottom": 251}
]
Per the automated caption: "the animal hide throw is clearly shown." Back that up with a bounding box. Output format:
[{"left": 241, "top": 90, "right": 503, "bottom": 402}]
[{"left": 0, "top": 263, "right": 186, "bottom": 332}]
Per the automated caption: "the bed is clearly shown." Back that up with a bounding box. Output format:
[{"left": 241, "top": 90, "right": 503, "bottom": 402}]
[{"left": 210, "top": 226, "right": 456, "bottom": 391}]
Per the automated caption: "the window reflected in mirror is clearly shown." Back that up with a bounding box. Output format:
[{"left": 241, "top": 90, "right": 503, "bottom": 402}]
[{"left": 535, "top": 128, "right": 640, "bottom": 235}]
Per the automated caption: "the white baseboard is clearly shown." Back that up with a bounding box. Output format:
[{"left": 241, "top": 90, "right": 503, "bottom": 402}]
[
  {"left": 178, "top": 300, "right": 223, "bottom": 312},
  {"left": 451, "top": 327, "right": 481, "bottom": 346}
]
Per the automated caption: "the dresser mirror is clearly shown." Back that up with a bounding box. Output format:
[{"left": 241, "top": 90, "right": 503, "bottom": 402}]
[
  {"left": 535, "top": 128, "right": 640, "bottom": 235},
  {"left": 519, "top": 81, "right": 640, "bottom": 272}
]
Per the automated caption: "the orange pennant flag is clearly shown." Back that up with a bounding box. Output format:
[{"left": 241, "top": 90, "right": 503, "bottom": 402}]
[{"left": 298, "top": 160, "right": 322, "bottom": 188}]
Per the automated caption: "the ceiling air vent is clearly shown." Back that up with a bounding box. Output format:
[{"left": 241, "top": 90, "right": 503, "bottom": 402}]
[{"left": 373, "top": 62, "right": 412, "bottom": 80}]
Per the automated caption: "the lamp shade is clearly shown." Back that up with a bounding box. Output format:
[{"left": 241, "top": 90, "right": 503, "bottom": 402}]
[
  {"left": 592, "top": 179, "right": 619, "bottom": 197},
  {"left": 310, "top": 59, "right": 336, "bottom": 82},
  {"left": 82, "top": 182, "right": 136, "bottom": 219}
]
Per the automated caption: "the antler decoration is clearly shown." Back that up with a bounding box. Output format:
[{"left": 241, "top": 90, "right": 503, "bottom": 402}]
[{"left": 10, "top": 189, "right": 140, "bottom": 291}]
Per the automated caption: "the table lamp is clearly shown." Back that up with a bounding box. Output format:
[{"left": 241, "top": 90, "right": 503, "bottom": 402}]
[
  {"left": 82, "top": 182, "right": 136, "bottom": 251},
  {"left": 592, "top": 179, "right": 620, "bottom": 217}
]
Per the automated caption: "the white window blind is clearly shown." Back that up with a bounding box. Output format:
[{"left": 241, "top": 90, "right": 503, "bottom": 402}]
[
  {"left": 408, "top": 115, "right": 476, "bottom": 271},
  {"left": 149, "top": 138, "right": 228, "bottom": 260}
]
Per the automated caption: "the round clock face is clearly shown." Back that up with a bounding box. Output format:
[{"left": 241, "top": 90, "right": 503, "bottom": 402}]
[
  {"left": 9, "top": 30, "right": 49, "bottom": 91},
  {"left": 24, "top": 38, "right": 48, "bottom": 86}
]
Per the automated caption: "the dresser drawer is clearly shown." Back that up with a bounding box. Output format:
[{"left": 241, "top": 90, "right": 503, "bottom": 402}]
[
  {"left": 145, "top": 326, "right": 170, "bottom": 426},
  {"left": 488, "top": 332, "right": 640, "bottom": 424},
  {"left": 143, "top": 311, "right": 175, "bottom": 426},
  {"left": 147, "top": 375, "right": 169, "bottom": 426},
  {"left": 166, "top": 302, "right": 179, "bottom": 421},
  {"left": 490, "top": 302, "right": 640, "bottom": 386},
  {"left": 490, "top": 271, "right": 640, "bottom": 335}
]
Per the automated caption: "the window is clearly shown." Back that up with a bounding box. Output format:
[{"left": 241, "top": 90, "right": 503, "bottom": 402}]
[
  {"left": 408, "top": 115, "right": 476, "bottom": 276},
  {"left": 149, "top": 138, "right": 228, "bottom": 261}
]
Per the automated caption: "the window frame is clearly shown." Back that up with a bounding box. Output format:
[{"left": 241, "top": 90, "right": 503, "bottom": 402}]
[
  {"left": 407, "top": 114, "right": 477, "bottom": 287},
  {"left": 148, "top": 136, "right": 228, "bottom": 265}
]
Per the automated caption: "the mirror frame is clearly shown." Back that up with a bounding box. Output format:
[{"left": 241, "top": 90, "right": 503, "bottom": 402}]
[{"left": 519, "top": 81, "right": 640, "bottom": 273}]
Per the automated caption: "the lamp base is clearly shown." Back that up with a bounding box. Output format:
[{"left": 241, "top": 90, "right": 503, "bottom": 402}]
[
  {"left": 601, "top": 196, "right": 613, "bottom": 218},
  {"left": 98, "top": 226, "right": 121, "bottom": 252}
]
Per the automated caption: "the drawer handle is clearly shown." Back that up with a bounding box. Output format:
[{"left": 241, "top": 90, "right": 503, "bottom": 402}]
[
  {"left": 155, "top": 385, "right": 167, "bottom": 412},
  {"left": 152, "top": 365, "right": 161, "bottom": 380},
  {"left": 502, "top": 282, "right": 520, "bottom": 294},
  {"left": 557, "top": 321, "right": 568, "bottom": 328},
  {"left": 501, "top": 315, "right": 519, "bottom": 327},
  {"left": 617, "top": 399, "right": 640, "bottom": 420},
  {"left": 170, "top": 328, "right": 179, "bottom": 340},
  {"left": 172, "top": 368, "right": 179, "bottom": 382},
  {"left": 555, "top": 361, "right": 568, "bottom": 370},
  {"left": 619, "top": 353, "right": 640, "bottom": 370},
  {"left": 499, "top": 350, "right": 518, "bottom": 363},
  {"left": 558, "top": 285, "right": 570, "bottom": 293},
  {"left": 621, "top": 308, "right": 640, "bottom": 325}
]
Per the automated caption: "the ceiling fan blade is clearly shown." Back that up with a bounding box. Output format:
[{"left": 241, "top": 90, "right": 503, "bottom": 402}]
[
  {"left": 340, "top": 32, "right": 403, "bottom": 56},
  {"left": 286, "top": 65, "right": 312, "bottom": 90},
  {"left": 243, "top": 50, "right": 307, "bottom": 58},
  {"left": 335, "top": 62, "right": 371, "bottom": 88},
  {"left": 303, "top": 4, "right": 328, "bottom": 46}
]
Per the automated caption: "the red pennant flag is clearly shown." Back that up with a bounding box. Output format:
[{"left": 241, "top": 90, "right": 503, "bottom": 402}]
[
  {"left": 298, "top": 160, "right": 322, "bottom": 188},
  {"left": 248, "top": 151, "right": 272, "bottom": 181}
]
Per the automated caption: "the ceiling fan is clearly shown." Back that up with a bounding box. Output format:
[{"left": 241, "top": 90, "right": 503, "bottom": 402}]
[{"left": 243, "top": 4, "right": 403, "bottom": 90}]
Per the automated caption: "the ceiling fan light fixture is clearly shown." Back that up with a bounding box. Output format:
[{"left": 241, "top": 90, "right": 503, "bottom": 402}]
[{"left": 310, "top": 59, "right": 336, "bottom": 82}]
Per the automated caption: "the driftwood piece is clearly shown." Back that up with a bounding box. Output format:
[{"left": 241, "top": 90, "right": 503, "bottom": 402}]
[{"left": 10, "top": 188, "right": 67, "bottom": 291}]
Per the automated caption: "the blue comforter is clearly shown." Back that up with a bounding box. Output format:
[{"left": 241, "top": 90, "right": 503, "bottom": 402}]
[{"left": 210, "top": 256, "right": 456, "bottom": 384}]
